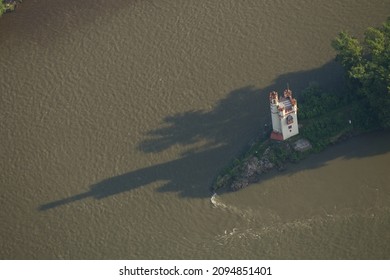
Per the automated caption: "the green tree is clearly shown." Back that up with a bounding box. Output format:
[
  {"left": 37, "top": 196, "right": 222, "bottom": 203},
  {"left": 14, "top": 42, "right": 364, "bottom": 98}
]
[{"left": 332, "top": 17, "right": 390, "bottom": 128}]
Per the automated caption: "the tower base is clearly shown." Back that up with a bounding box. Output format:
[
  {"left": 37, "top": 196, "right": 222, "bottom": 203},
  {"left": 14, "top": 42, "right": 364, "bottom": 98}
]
[{"left": 270, "top": 131, "right": 284, "bottom": 141}]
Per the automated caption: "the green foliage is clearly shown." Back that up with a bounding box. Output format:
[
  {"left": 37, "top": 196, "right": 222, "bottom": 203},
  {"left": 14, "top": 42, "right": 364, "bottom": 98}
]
[
  {"left": 299, "top": 83, "right": 348, "bottom": 120},
  {"left": 268, "top": 142, "right": 301, "bottom": 167},
  {"left": 0, "top": 0, "right": 20, "bottom": 16},
  {"left": 0, "top": 1, "right": 6, "bottom": 17},
  {"left": 332, "top": 31, "right": 363, "bottom": 72},
  {"left": 332, "top": 17, "right": 390, "bottom": 128},
  {"left": 301, "top": 112, "right": 350, "bottom": 151},
  {"left": 298, "top": 82, "right": 380, "bottom": 151}
]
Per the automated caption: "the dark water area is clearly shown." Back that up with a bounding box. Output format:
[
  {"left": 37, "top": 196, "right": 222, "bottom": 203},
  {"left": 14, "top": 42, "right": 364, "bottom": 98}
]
[{"left": 1, "top": 0, "right": 390, "bottom": 259}]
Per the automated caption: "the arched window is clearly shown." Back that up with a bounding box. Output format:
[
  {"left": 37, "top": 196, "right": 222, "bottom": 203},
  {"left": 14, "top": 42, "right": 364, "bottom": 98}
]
[{"left": 286, "top": 115, "right": 294, "bottom": 125}]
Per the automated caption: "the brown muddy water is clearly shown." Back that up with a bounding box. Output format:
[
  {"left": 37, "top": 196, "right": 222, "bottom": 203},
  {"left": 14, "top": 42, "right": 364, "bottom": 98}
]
[{"left": 1, "top": 0, "right": 389, "bottom": 259}]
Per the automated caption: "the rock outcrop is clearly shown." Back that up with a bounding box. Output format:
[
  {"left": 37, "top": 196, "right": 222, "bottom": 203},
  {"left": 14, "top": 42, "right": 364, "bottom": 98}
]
[
  {"left": 230, "top": 147, "right": 275, "bottom": 191},
  {"left": 216, "top": 138, "right": 312, "bottom": 192}
]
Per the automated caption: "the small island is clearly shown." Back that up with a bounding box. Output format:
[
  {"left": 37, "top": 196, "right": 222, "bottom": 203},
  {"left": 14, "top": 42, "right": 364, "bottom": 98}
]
[{"left": 214, "top": 17, "right": 390, "bottom": 192}]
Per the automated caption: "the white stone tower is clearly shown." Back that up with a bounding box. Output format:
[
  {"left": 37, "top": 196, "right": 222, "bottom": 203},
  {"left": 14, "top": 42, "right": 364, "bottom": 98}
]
[{"left": 269, "top": 88, "right": 299, "bottom": 140}]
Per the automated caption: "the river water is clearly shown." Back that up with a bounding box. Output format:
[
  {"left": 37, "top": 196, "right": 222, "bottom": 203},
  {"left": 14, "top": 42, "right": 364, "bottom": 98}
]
[{"left": 1, "top": 0, "right": 389, "bottom": 259}]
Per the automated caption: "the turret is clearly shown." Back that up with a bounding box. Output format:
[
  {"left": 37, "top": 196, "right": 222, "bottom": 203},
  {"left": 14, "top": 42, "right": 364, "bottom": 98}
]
[{"left": 269, "top": 91, "right": 279, "bottom": 104}]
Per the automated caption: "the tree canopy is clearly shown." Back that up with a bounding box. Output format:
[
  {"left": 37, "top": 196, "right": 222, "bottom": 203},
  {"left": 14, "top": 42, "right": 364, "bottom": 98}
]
[{"left": 332, "top": 17, "right": 390, "bottom": 128}]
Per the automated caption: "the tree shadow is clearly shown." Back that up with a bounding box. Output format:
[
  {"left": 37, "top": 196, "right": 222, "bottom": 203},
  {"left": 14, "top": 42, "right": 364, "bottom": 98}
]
[{"left": 38, "top": 60, "right": 389, "bottom": 211}]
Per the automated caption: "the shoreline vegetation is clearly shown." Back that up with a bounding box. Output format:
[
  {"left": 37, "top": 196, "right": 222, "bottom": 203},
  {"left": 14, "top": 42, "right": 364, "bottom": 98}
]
[
  {"left": 0, "top": 0, "right": 22, "bottom": 17},
  {"left": 214, "top": 17, "right": 390, "bottom": 192}
]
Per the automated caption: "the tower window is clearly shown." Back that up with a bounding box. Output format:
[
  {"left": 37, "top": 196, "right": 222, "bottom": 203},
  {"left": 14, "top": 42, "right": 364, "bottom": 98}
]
[{"left": 286, "top": 115, "right": 294, "bottom": 125}]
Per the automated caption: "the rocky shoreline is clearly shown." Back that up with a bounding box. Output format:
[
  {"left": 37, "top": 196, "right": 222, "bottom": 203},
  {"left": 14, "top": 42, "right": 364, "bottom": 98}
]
[
  {"left": 228, "top": 145, "right": 278, "bottom": 191},
  {"left": 213, "top": 124, "right": 367, "bottom": 193},
  {"left": 214, "top": 136, "right": 313, "bottom": 192}
]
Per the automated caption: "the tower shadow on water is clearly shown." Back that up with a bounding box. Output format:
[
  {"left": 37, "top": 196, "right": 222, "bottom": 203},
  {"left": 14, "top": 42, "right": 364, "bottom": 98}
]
[{"left": 38, "top": 61, "right": 389, "bottom": 211}]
